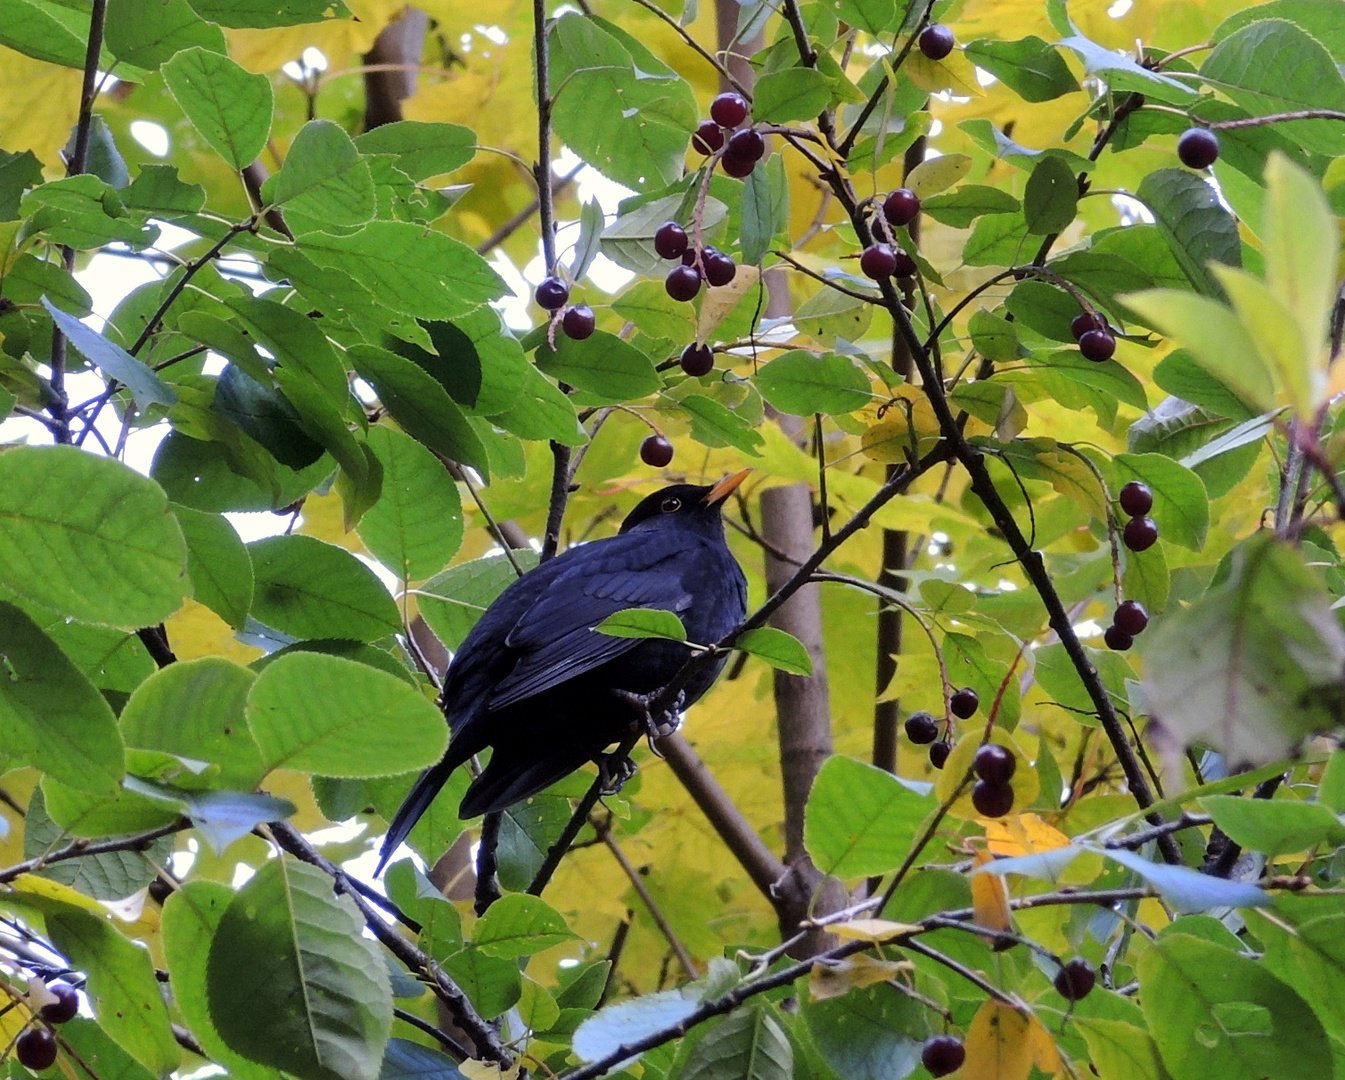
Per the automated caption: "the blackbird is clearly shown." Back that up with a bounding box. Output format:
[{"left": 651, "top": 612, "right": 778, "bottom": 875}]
[{"left": 377, "top": 470, "right": 749, "bottom": 872}]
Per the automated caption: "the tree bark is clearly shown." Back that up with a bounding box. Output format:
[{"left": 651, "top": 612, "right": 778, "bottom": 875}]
[{"left": 363, "top": 8, "right": 428, "bottom": 130}]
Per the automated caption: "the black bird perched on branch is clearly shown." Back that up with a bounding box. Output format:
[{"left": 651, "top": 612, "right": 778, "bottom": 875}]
[{"left": 377, "top": 470, "right": 750, "bottom": 873}]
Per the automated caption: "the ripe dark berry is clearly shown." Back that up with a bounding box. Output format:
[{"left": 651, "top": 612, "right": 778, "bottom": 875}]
[
  {"left": 721, "top": 153, "right": 755, "bottom": 178},
  {"left": 665, "top": 265, "right": 702, "bottom": 302},
  {"left": 883, "top": 187, "right": 920, "bottom": 227},
  {"left": 929, "top": 740, "right": 952, "bottom": 769},
  {"left": 1078, "top": 329, "right": 1116, "bottom": 362},
  {"left": 1054, "top": 958, "right": 1096, "bottom": 1001},
  {"left": 1070, "top": 311, "right": 1108, "bottom": 340},
  {"left": 860, "top": 243, "right": 898, "bottom": 279},
  {"left": 1113, "top": 600, "right": 1149, "bottom": 636},
  {"left": 681, "top": 249, "right": 698, "bottom": 266},
  {"left": 680, "top": 343, "right": 714, "bottom": 377},
  {"left": 1103, "top": 624, "right": 1133, "bottom": 652},
  {"left": 710, "top": 91, "right": 749, "bottom": 128},
  {"left": 892, "top": 249, "right": 918, "bottom": 278},
  {"left": 727, "top": 128, "right": 766, "bottom": 163},
  {"left": 919, "top": 24, "right": 955, "bottom": 60},
  {"left": 1123, "top": 516, "right": 1159, "bottom": 552},
  {"left": 921, "top": 1035, "right": 966, "bottom": 1077},
  {"left": 691, "top": 120, "right": 724, "bottom": 155},
  {"left": 905, "top": 711, "right": 939, "bottom": 745},
  {"left": 640, "top": 435, "right": 674, "bottom": 467},
  {"left": 39, "top": 983, "right": 78, "bottom": 1024},
  {"left": 654, "top": 221, "right": 688, "bottom": 260},
  {"left": 16, "top": 1027, "right": 58, "bottom": 1071},
  {"left": 950, "top": 687, "right": 979, "bottom": 719},
  {"left": 561, "top": 305, "right": 595, "bottom": 341},
  {"left": 535, "top": 275, "right": 569, "bottom": 311},
  {"left": 1177, "top": 127, "right": 1220, "bottom": 169},
  {"left": 1118, "top": 481, "right": 1153, "bottom": 517},
  {"left": 972, "top": 779, "right": 1015, "bottom": 818},
  {"left": 973, "top": 743, "right": 1016, "bottom": 784},
  {"left": 703, "top": 249, "right": 737, "bottom": 287}
]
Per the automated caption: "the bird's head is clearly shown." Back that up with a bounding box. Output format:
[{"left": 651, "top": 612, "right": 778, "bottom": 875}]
[{"left": 619, "top": 469, "right": 751, "bottom": 536}]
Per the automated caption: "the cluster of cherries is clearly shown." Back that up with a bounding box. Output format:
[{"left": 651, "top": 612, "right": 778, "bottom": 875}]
[
  {"left": 920, "top": 958, "right": 1094, "bottom": 1074},
  {"left": 860, "top": 186, "right": 921, "bottom": 281},
  {"left": 1069, "top": 308, "right": 1116, "bottom": 362},
  {"left": 691, "top": 91, "right": 767, "bottom": 178},
  {"left": 903, "top": 686, "right": 979, "bottom": 770},
  {"left": 1118, "top": 479, "right": 1159, "bottom": 552},
  {"left": 14, "top": 981, "right": 78, "bottom": 1072},
  {"left": 534, "top": 275, "right": 595, "bottom": 341},
  {"left": 654, "top": 220, "right": 738, "bottom": 304}
]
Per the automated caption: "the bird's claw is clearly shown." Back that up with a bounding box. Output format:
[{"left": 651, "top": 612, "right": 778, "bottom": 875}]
[
  {"left": 596, "top": 751, "right": 637, "bottom": 796},
  {"left": 614, "top": 688, "right": 686, "bottom": 755}
]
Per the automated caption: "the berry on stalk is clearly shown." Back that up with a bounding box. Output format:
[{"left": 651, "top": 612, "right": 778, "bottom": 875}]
[
  {"left": 691, "top": 120, "right": 724, "bottom": 155},
  {"left": 710, "top": 91, "right": 749, "bottom": 128},
  {"left": 16, "top": 1028, "right": 58, "bottom": 1071},
  {"left": 919, "top": 24, "right": 955, "bottom": 60},
  {"left": 929, "top": 740, "right": 952, "bottom": 769},
  {"left": 1123, "top": 516, "right": 1159, "bottom": 552},
  {"left": 950, "top": 687, "right": 979, "bottom": 719},
  {"left": 654, "top": 221, "right": 688, "bottom": 260},
  {"left": 1113, "top": 600, "right": 1149, "bottom": 636},
  {"left": 883, "top": 187, "right": 920, "bottom": 227},
  {"left": 1177, "top": 127, "right": 1220, "bottom": 169},
  {"left": 665, "top": 265, "right": 702, "bottom": 302},
  {"left": 535, "top": 275, "right": 569, "bottom": 311},
  {"left": 860, "top": 243, "right": 898, "bottom": 279},
  {"left": 972, "top": 779, "right": 1014, "bottom": 818},
  {"left": 1054, "top": 958, "right": 1097, "bottom": 1001},
  {"left": 39, "top": 983, "right": 78, "bottom": 1025},
  {"left": 703, "top": 249, "right": 737, "bottom": 287},
  {"left": 921, "top": 1035, "right": 966, "bottom": 1077},
  {"left": 892, "top": 249, "right": 918, "bottom": 278},
  {"left": 905, "top": 711, "right": 939, "bottom": 745},
  {"left": 562, "top": 305, "right": 595, "bottom": 341},
  {"left": 640, "top": 435, "right": 674, "bottom": 467},
  {"left": 1119, "top": 481, "right": 1153, "bottom": 517},
  {"left": 1104, "top": 625, "right": 1133, "bottom": 652},
  {"left": 1078, "top": 329, "right": 1116, "bottom": 362},
  {"left": 973, "top": 743, "right": 1016, "bottom": 784},
  {"left": 727, "top": 128, "right": 766, "bottom": 163},
  {"left": 680, "top": 343, "right": 714, "bottom": 376},
  {"left": 1070, "top": 310, "right": 1108, "bottom": 340}
]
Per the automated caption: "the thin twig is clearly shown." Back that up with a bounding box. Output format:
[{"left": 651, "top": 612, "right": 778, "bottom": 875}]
[{"left": 0, "top": 821, "right": 189, "bottom": 885}]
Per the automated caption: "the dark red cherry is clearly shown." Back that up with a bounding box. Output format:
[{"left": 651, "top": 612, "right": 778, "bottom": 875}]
[
  {"left": 665, "top": 265, "right": 702, "bottom": 302},
  {"left": 640, "top": 435, "right": 674, "bottom": 467},
  {"left": 710, "top": 92, "right": 749, "bottom": 128},
  {"left": 692, "top": 120, "right": 724, "bottom": 155},
  {"left": 535, "top": 275, "right": 569, "bottom": 311},
  {"left": 654, "top": 221, "right": 688, "bottom": 260},
  {"left": 680, "top": 343, "right": 714, "bottom": 376},
  {"left": 883, "top": 187, "right": 920, "bottom": 227},
  {"left": 561, "top": 305, "right": 595, "bottom": 340}
]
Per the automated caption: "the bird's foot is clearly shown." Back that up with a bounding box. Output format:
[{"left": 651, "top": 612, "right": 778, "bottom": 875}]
[
  {"left": 613, "top": 688, "right": 686, "bottom": 758},
  {"left": 595, "top": 751, "right": 637, "bottom": 796}
]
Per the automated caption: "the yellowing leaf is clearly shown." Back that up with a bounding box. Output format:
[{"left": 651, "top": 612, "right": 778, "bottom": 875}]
[
  {"left": 697, "top": 263, "right": 761, "bottom": 342},
  {"left": 905, "top": 50, "right": 984, "bottom": 98},
  {"left": 984, "top": 814, "right": 1072, "bottom": 858},
  {"left": 906, "top": 154, "right": 972, "bottom": 199},
  {"left": 964, "top": 1000, "right": 1034, "bottom": 1080},
  {"left": 809, "top": 954, "right": 912, "bottom": 1001},
  {"left": 1026, "top": 1011, "right": 1063, "bottom": 1074},
  {"left": 1211, "top": 266, "right": 1319, "bottom": 420},
  {"left": 970, "top": 849, "right": 1014, "bottom": 938},
  {"left": 830, "top": 918, "right": 923, "bottom": 943}
]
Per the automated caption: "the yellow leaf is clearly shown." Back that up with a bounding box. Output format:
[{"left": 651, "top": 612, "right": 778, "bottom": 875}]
[
  {"left": 830, "top": 918, "right": 923, "bottom": 943},
  {"left": 697, "top": 263, "right": 761, "bottom": 342},
  {"left": 809, "top": 953, "right": 912, "bottom": 1001},
  {"left": 964, "top": 1000, "right": 1034, "bottom": 1080},
  {"left": 983, "top": 814, "right": 1071, "bottom": 858},
  {"left": 904, "top": 51, "right": 984, "bottom": 98},
  {"left": 1026, "top": 1011, "right": 1063, "bottom": 1074},
  {"left": 906, "top": 154, "right": 972, "bottom": 199},
  {"left": 4, "top": 874, "right": 108, "bottom": 917},
  {"left": 969, "top": 849, "right": 1014, "bottom": 938},
  {"left": 460, "top": 1062, "right": 522, "bottom": 1080}
]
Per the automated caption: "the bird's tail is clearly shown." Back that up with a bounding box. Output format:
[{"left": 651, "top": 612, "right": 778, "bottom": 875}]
[
  {"left": 376, "top": 757, "right": 457, "bottom": 876},
  {"left": 459, "top": 748, "right": 587, "bottom": 819}
]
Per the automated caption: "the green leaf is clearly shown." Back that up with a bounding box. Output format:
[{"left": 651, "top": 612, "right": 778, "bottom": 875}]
[
  {"left": 300, "top": 222, "right": 505, "bottom": 321},
  {"left": 1103, "top": 848, "right": 1269, "bottom": 913},
  {"left": 921, "top": 185, "right": 1019, "bottom": 227},
  {"left": 163, "top": 882, "right": 280, "bottom": 1079},
  {"left": 741, "top": 153, "right": 789, "bottom": 265},
  {"left": 1073, "top": 1018, "right": 1171, "bottom": 1080},
  {"left": 1134, "top": 169, "right": 1241, "bottom": 297},
  {"left": 44, "top": 906, "right": 180, "bottom": 1075},
  {"left": 595, "top": 608, "right": 689, "bottom": 642},
  {"left": 20, "top": 174, "right": 155, "bottom": 249},
  {"left": 1139, "top": 934, "right": 1330, "bottom": 1079},
  {"left": 358, "top": 427, "right": 463, "bottom": 582},
  {"left": 396, "top": 310, "right": 528, "bottom": 417},
  {"left": 1260, "top": 914, "right": 1345, "bottom": 1033},
  {"left": 963, "top": 210, "right": 1036, "bottom": 266},
  {"left": 905, "top": 154, "right": 972, "bottom": 199},
  {"left": 263, "top": 119, "right": 375, "bottom": 234},
  {"left": 1023, "top": 154, "right": 1078, "bottom": 234},
  {"left": 1112, "top": 452, "right": 1209, "bottom": 550},
  {"left": 1142, "top": 534, "right": 1345, "bottom": 767},
  {"left": 678, "top": 394, "right": 765, "bottom": 456},
  {"left": 119, "top": 657, "right": 264, "bottom": 789},
  {"left": 536, "top": 329, "right": 661, "bottom": 401},
  {"left": 126, "top": 779, "right": 294, "bottom": 853},
  {"left": 383, "top": 860, "right": 463, "bottom": 959},
  {"left": 247, "top": 651, "right": 448, "bottom": 777},
  {"left": 105, "top": 0, "right": 226, "bottom": 69},
  {"left": 42, "top": 299, "right": 176, "bottom": 410},
  {"left": 0, "top": 0, "right": 96, "bottom": 67},
  {"left": 1200, "top": 794, "right": 1345, "bottom": 854},
  {"left": 417, "top": 553, "right": 536, "bottom": 651},
  {"left": 754, "top": 68, "right": 830, "bottom": 122},
  {"left": 353, "top": 120, "right": 475, "bottom": 180},
  {"left": 836, "top": 0, "right": 898, "bottom": 35},
  {"left": 380, "top": 1039, "right": 468, "bottom": 1079},
  {"left": 965, "top": 36, "right": 1079, "bottom": 102},
  {"left": 162, "top": 47, "right": 274, "bottom": 169},
  {"left": 187, "top": 0, "right": 351, "bottom": 27},
  {"left": 1057, "top": 34, "right": 1198, "bottom": 103},
  {"left": 1211, "top": 266, "right": 1318, "bottom": 419},
  {"left": 573, "top": 987, "right": 700, "bottom": 1063},
  {"left": 124, "top": 163, "right": 207, "bottom": 216},
  {"left": 207, "top": 856, "right": 392, "bottom": 1080},
  {"left": 737, "top": 627, "right": 812, "bottom": 675},
  {"left": 805, "top": 755, "right": 934, "bottom": 877},
  {"left": 1151, "top": 349, "right": 1259, "bottom": 421},
  {"left": 173, "top": 504, "right": 253, "bottom": 630},
  {"left": 473, "top": 894, "right": 576, "bottom": 958},
  {"left": 755, "top": 351, "right": 872, "bottom": 416},
  {"left": 601, "top": 190, "right": 729, "bottom": 277},
  {"left": 794, "top": 284, "right": 873, "bottom": 344},
  {"left": 248, "top": 533, "right": 401, "bottom": 642},
  {"left": 0, "top": 446, "right": 187, "bottom": 626},
  {"left": 439, "top": 949, "right": 520, "bottom": 1020},
  {"left": 681, "top": 1007, "right": 793, "bottom": 1080},
  {"left": 968, "top": 308, "right": 1020, "bottom": 362}
]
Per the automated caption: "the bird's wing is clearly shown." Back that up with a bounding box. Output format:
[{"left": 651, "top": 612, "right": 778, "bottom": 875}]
[{"left": 485, "top": 532, "right": 695, "bottom": 711}]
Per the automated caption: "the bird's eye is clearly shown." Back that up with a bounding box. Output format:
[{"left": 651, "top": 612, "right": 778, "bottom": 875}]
[{"left": 661, "top": 497, "right": 682, "bottom": 513}]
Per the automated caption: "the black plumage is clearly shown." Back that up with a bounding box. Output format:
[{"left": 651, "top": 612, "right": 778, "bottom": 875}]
[{"left": 377, "top": 471, "right": 749, "bottom": 872}]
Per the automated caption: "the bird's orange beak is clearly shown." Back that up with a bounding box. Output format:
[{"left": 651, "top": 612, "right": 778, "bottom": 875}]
[{"left": 703, "top": 468, "right": 752, "bottom": 505}]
